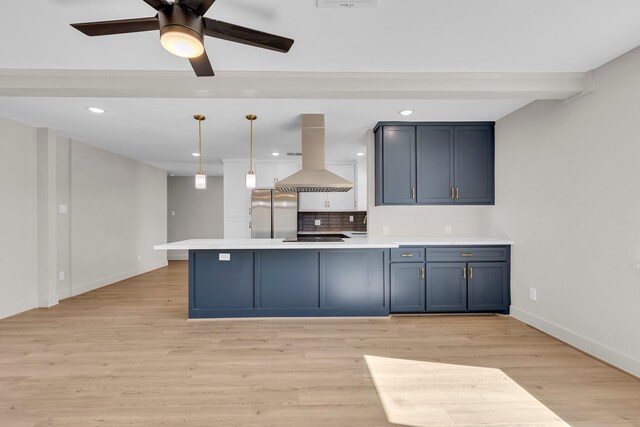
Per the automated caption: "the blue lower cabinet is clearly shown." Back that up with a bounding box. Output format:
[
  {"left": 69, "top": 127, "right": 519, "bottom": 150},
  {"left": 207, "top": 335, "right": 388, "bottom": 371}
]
[
  {"left": 323, "top": 250, "right": 387, "bottom": 311},
  {"left": 190, "top": 250, "right": 255, "bottom": 315},
  {"left": 426, "top": 262, "right": 468, "bottom": 312},
  {"left": 390, "top": 263, "right": 425, "bottom": 313},
  {"left": 387, "top": 245, "right": 511, "bottom": 315},
  {"left": 467, "top": 262, "right": 509, "bottom": 312},
  {"left": 258, "top": 250, "right": 320, "bottom": 309},
  {"left": 189, "top": 249, "right": 389, "bottom": 318}
]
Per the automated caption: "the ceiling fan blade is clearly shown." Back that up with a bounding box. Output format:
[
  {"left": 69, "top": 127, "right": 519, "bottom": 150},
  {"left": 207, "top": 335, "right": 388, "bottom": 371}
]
[
  {"left": 189, "top": 51, "right": 215, "bottom": 77},
  {"left": 143, "top": 0, "right": 169, "bottom": 11},
  {"left": 178, "top": 0, "right": 217, "bottom": 15},
  {"left": 204, "top": 18, "right": 294, "bottom": 53},
  {"left": 71, "top": 17, "right": 159, "bottom": 37}
]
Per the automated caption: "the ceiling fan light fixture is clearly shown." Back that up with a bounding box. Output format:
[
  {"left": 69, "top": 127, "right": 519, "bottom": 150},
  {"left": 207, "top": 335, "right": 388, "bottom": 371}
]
[{"left": 160, "top": 26, "right": 204, "bottom": 58}]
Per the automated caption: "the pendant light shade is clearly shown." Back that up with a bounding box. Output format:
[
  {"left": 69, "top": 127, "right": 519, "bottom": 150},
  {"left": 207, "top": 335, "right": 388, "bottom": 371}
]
[
  {"left": 193, "top": 114, "right": 207, "bottom": 190},
  {"left": 245, "top": 114, "right": 257, "bottom": 189},
  {"left": 195, "top": 173, "right": 207, "bottom": 189},
  {"left": 245, "top": 171, "right": 256, "bottom": 188}
]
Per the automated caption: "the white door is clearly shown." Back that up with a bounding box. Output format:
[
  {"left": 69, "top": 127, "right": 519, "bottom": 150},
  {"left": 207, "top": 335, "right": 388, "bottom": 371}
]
[
  {"left": 225, "top": 217, "right": 251, "bottom": 239},
  {"left": 298, "top": 192, "right": 327, "bottom": 211},
  {"left": 275, "top": 162, "right": 299, "bottom": 183},
  {"left": 255, "top": 162, "right": 277, "bottom": 189},
  {"left": 326, "top": 163, "right": 356, "bottom": 211},
  {"left": 223, "top": 161, "right": 252, "bottom": 218}
]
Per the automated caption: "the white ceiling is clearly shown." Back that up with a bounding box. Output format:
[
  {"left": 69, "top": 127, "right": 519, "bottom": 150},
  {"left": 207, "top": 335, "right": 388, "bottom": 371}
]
[
  {"left": 3, "top": 0, "right": 640, "bottom": 72},
  {"left": 1, "top": 0, "right": 639, "bottom": 175}
]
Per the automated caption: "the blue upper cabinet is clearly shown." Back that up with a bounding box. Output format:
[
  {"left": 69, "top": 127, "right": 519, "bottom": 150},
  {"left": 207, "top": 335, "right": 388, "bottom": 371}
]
[
  {"left": 455, "top": 126, "right": 495, "bottom": 204},
  {"left": 417, "top": 125, "right": 455, "bottom": 204},
  {"left": 376, "top": 126, "right": 416, "bottom": 204},
  {"left": 374, "top": 122, "right": 495, "bottom": 206}
]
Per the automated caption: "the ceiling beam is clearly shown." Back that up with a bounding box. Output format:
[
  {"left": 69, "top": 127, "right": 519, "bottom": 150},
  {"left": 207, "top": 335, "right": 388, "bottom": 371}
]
[{"left": 0, "top": 70, "right": 585, "bottom": 100}]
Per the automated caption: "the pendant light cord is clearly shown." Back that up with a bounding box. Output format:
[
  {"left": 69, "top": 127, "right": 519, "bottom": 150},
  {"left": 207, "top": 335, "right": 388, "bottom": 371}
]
[
  {"left": 198, "top": 119, "right": 203, "bottom": 174},
  {"left": 249, "top": 119, "right": 254, "bottom": 173}
]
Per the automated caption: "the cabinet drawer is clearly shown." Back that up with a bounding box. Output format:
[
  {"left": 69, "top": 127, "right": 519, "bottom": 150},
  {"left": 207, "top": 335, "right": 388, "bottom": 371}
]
[
  {"left": 426, "top": 246, "right": 508, "bottom": 262},
  {"left": 391, "top": 247, "right": 425, "bottom": 262}
]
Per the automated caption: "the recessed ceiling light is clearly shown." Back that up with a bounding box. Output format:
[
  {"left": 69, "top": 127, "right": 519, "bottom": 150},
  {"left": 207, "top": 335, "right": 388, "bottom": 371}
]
[
  {"left": 191, "top": 152, "right": 200, "bottom": 157},
  {"left": 271, "top": 152, "right": 280, "bottom": 157},
  {"left": 356, "top": 152, "right": 365, "bottom": 156},
  {"left": 399, "top": 110, "right": 414, "bottom": 116},
  {"left": 87, "top": 107, "right": 105, "bottom": 114}
]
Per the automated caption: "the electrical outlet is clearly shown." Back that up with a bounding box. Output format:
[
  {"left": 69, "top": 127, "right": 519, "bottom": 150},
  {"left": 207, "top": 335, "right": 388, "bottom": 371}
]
[
  {"left": 58, "top": 204, "right": 68, "bottom": 214},
  {"left": 171, "top": 211, "right": 176, "bottom": 217},
  {"left": 314, "top": 219, "right": 321, "bottom": 226},
  {"left": 58, "top": 271, "right": 65, "bottom": 281},
  {"left": 529, "top": 287, "right": 537, "bottom": 301},
  {"left": 137, "top": 255, "right": 142, "bottom": 262},
  {"left": 445, "top": 225, "right": 452, "bottom": 234},
  {"left": 382, "top": 226, "right": 389, "bottom": 235},
  {"left": 349, "top": 215, "right": 354, "bottom": 222}
]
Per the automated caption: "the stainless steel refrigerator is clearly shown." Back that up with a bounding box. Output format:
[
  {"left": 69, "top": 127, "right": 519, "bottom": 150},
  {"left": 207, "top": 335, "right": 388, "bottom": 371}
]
[{"left": 251, "top": 189, "right": 298, "bottom": 238}]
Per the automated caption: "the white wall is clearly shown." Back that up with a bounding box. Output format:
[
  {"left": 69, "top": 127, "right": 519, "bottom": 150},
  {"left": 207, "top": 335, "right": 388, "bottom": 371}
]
[
  {"left": 167, "top": 176, "right": 224, "bottom": 260},
  {"left": 366, "top": 133, "right": 490, "bottom": 237},
  {"left": 488, "top": 47, "right": 640, "bottom": 376},
  {"left": 70, "top": 141, "right": 167, "bottom": 296},
  {"left": 0, "top": 116, "right": 37, "bottom": 318}
]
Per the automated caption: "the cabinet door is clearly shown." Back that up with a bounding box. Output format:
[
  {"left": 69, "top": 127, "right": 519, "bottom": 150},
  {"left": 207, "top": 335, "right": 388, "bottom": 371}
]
[
  {"left": 326, "top": 163, "right": 356, "bottom": 211},
  {"left": 380, "top": 126, "right": 416, "bottom": 204},
  {"left": 258, "top": 250, "right": 320, "bottom": 309},
  {"left": 192, "top": 251, "right": 254, "bottom": 310},
  {"left": 224, "top": 217, "right": 251, "bottom": 239},
  {"left": 298, "top": 192, "right": 327, "bottom": 211},
  {"left": 390, "top": 263, "right": 425, "bottom": 313},
  {"left": 426, "top": 262, "right": 467, "bottom": 312},
  {"left": 255, "top": 162, "right": 277, "bottom": 188},
  {"left": 275, "top": 162, "right": 299, "bottom": 183},
  {"left": 417, "top": 126, "right": 455, "bottom": 204},
  {"left": 454, "top": 126, "right": 494, "bottom": 204},
  {"left": 467, "top": 262, "right": 508, "bottom": 312},
  {"left": 324, "top": 250, "right": 386, "bottom": 310},
  {"left": 223, "top": 161, "right": 252, "bottom": 217}
]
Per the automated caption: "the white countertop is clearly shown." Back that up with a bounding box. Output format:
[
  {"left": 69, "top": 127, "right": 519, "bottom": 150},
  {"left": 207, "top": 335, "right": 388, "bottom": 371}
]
[{"left": 154, "top": 237, "right": 513, "bottom": 251}]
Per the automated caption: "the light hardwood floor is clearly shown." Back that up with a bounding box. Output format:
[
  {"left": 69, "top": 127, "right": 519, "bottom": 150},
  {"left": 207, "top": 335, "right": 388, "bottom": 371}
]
[{"left": 0, "top": 261, "right": 638, "bottom": 426}]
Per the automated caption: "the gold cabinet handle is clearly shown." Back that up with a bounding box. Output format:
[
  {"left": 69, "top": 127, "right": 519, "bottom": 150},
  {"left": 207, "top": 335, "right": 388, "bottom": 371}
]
[
  {"left": 460, "top": 253, "right": 473, "bottom": 257},
  {"left": 451, "top": 187, "right": 455, "bottom": 199},
  {"left": 421, "top": 267, "right": 425, "bottom": 280},
  {"left": 463, "top": 267, "right": 466, "bottom": 280},
  {"left": 456, "top": 187, "right": 459, "bottom": 199},
  {"left": 401, "top": 253, "right": 414, "bottom": 257},
  {"left": 469, "top": 267, "right": 473, "bottom": 280}
]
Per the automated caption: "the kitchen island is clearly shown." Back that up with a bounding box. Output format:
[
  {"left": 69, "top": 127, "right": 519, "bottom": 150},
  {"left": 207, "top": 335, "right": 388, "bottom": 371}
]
[{"left": 154, "top": 237, "right": 513, "bottom": 318}]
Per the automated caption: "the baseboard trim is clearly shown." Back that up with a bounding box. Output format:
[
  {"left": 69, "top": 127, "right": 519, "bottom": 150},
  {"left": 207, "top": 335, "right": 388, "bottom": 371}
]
[
  {"left": 510, "top": 306, "right": 640, "bottom": 378},
  {"left": 70, "top": 261, "right": 168, "bottom": 297},
  {"left": 0, "top": 298, "right": 36, "bottom": 320},
  {"left": 37, "top": 296, "right": 59, "bottom": 308}
]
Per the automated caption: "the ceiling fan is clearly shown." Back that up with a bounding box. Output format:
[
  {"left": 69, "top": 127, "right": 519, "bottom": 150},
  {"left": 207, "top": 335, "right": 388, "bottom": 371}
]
[{"left": 70, "top": 0, "right": 294, "bottom": 77}]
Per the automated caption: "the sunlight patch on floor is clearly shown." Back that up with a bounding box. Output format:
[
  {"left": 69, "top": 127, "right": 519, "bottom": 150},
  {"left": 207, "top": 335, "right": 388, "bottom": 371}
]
[{"left": 364, "top": 355, "right": 569, "bottom": 427}]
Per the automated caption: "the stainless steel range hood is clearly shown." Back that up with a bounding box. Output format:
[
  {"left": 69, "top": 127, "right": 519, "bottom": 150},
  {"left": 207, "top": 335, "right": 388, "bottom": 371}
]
[{"left": 275, "top": 114, "right": 354, "bottom": 193}]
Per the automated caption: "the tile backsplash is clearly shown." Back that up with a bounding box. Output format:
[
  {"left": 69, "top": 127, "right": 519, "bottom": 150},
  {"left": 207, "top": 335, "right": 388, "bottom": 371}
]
[{"left": 298, "top": 211, "right": 367, "bottom": 232}]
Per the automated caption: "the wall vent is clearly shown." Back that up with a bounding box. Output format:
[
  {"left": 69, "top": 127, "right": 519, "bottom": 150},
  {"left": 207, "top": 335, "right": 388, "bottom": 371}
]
[
  {"left": 287, "top": 152, "right": 303, "bottom": 157},
  {"left": 317, "top": 0, "right": 379, "bottom": 8}
]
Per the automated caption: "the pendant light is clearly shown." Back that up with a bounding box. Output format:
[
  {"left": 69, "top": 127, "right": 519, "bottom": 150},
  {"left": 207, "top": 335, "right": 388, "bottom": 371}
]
[
  {"left": 194, "top": 114, "right": 207, "bottom": 190},
  {"left": 245, "top": 114, "right": 257, "bottom": 189}
]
